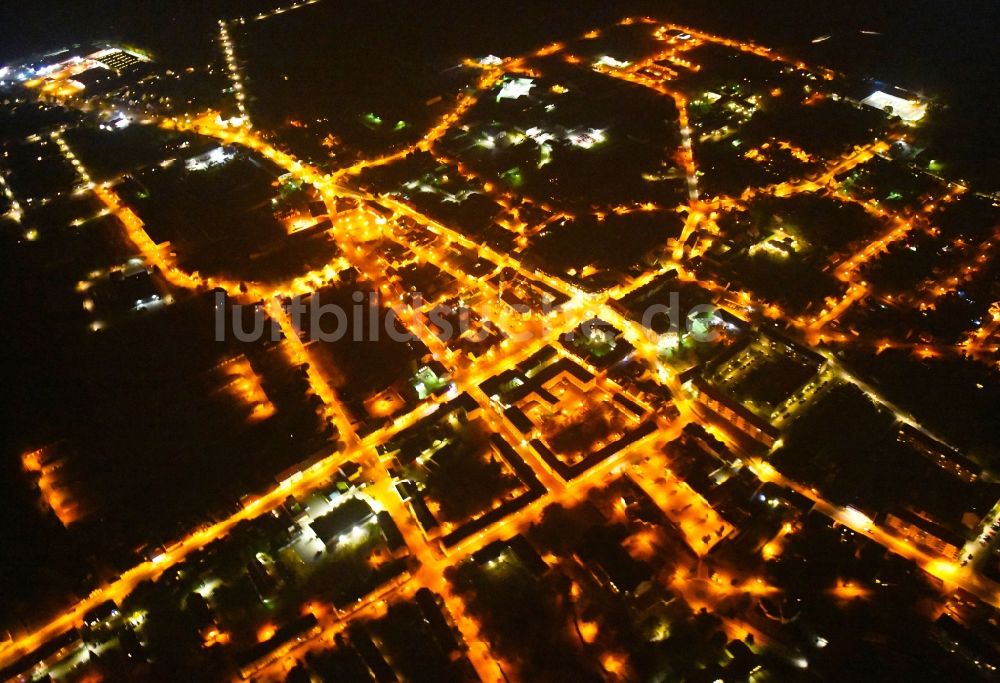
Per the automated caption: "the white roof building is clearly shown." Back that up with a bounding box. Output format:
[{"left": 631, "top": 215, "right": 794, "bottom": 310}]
[{"left": 861, "top": 90, "right": 927, "bottom": 122}]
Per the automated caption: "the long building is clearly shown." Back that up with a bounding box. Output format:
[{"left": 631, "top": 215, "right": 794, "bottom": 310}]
[
  {"left": 688, "top": 375, "right": 781, "bottom": 448},
  {"left": 884, "top": 507, "right": 965, "bottom": 561}
]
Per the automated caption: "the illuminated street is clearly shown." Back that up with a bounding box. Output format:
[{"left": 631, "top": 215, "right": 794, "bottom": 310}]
[{"left": 2, "top": 3, "right": 999, "bottom": 681}]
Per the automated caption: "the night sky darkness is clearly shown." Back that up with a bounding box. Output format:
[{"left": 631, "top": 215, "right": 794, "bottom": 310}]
[{"left": 2, "top": 0, "right": 997, "bottom": 173}]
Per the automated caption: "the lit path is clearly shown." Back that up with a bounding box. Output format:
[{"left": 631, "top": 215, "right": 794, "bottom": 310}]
[
  {"left": 1, "top": 122, "right": 523, "bottom": 669},
  {"left": 676, "top": 92, "right": 700, "bottom": 201},
  {"left": 830, "top": 200, "right": 919, "bottom": 283},
  {"left": 199, "top": 16, "right": 1000, "bottom": 629},
  {"left": 250, "top": 420, "right": 681, "bottom": 681},
  {"left": 260, "top": 293, "right": 360, "bottom": 448},
  {"left": 0, "top": 167, "right": 24, "bottom": 223},
  {"left": 593, "top": 65, "right": 700, "bottom": 203},
  {"left": 329, "top": 66, "right": 506, "bottom": 182},
  {"left": 668, "top": 570, "right": 780, "bottom": 639},
  {"left": 278, "top": 474, "right": 512, "bottom": 683},
  {"left": 962, "top": 499, "right": 1000, "bottom": 573},
  {"left": 672, "top": 207, "right": 705, "bottom": 260},
  {"left": 375, "top": 193, "right": 583, "bottom": 302},
  {"left": 742, "top": 140, "right": 890, "bottom": 203},
  {"left": 1, "top": 393, "right": 556, "bottom": 676},
  {"left": 824, "top": 336, "right": 991, "bottom": 363},
  {"left": 801, "top": 283, "right": 868, "bottom": 336},
  {"left": 342, "top": 204, "right": 590, "bottom": 493},
  {"left": 0, "top": 326, "right": 582, "bottom": 672},
  {"left": 320, "top": 196, "right": 578, "bottom": 497},
  {"left": 0, "top": 434, "right": 380, "bottom": 668},
  {"left": 678, "top": 368, "right": 1000, "bottom": 608},
  {"left": 666, "top": 568, "right": 820, "bottom": 674},
  {"left": 236, "top": 134, "right": 610, "bottom": 676},
  {"left": 721, "top": 140, "right": 912, "bottom": 335},
  {"left": 9, "top": 17, "right": 994, "bottom": 674},
  {"left": 910, "top": 228, "right": 997, "bottom": 308},
  {"left": 53, "top": 129, "right": 212, "bottom": 294},
  {"left": 650, "top": 19, "right": 837, "bottom": 80},
  {"left": 375, "top": 479, "right": 513, "bottom": 683},
  {"left": 751, "top": 459, "right": 1000, "bottom": 608},
  {"left": 217, "top": 20, "right": 250, "bottom": 122},
  {"left": 241, "top": 152, "right": 696, "bottom": 676},
  {"left": 248, "top": 0, "right": 324, "bottom": 24},
  {"left": 658, "top": 333, "right": 1000, "bottom": 610},
  {"left": 668, "top": 388, "right": 1000, "bottom": 612},
  {"left": 168, "top": 111, "right": 581, "bottom": 313},
  {"left": 796, "top": 186, "right": 949, "bottom": 337},
  {"left": 592, "top": 49, "right": 721, "bottom": 263},
  {"left": 230, "top": 211, "right": 688, "bottom": 679}
]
